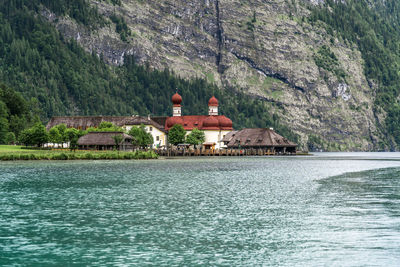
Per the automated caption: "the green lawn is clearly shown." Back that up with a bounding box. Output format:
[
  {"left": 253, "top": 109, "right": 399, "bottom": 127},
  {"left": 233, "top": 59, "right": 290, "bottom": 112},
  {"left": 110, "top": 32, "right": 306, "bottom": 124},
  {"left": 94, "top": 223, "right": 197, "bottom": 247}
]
[
  {"left": 0, "top": 145, "right": 159, "bottom": 160},
  {"left": 0, "top": 145, "right": 36, "bottom": 152}
]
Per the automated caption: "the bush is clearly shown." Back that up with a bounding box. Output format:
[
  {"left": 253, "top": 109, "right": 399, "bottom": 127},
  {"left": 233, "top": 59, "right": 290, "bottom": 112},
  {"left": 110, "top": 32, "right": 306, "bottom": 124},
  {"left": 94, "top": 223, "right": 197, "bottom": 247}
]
[{"left": 52, "top": 153, "right": 68, "bottom": 160}]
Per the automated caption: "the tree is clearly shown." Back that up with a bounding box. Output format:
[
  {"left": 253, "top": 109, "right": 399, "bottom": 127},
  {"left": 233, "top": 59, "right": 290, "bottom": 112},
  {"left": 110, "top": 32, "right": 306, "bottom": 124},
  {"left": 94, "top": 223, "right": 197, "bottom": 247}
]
[
  {"left": 112, "top": 134, "right": 123, "bottom": 151},
  {"left": 168, "top": 124, "right": 186, "bottom": 146},
  {"left": 186, "top": 128, "right": 205, "bottom": 148},
  {"left": 128, "top": 124, "right": 153, "bottom": 149},
  {"left": 26, "top": 122, "right": 48, "bottom": 147},
  {"left": 48, "top": 127, "right": 62, "bottom": 147},
  {"left": 5, "top": 132, "right": 16, "bottom": 145},
  {"left": 0, "top": 100, "right": 9, "bottom": 144},
  {"left": 54, "top": 124, "right": 68, "bottom": 145},
  {"left": 65, "top": 128, "right": 81, "bottom": 151},
  {"left": 99, "top": 121, "right": 114, "bottom": 129},
  {"left": 19, "top": 128, "right": 34, "bottom": 146}
]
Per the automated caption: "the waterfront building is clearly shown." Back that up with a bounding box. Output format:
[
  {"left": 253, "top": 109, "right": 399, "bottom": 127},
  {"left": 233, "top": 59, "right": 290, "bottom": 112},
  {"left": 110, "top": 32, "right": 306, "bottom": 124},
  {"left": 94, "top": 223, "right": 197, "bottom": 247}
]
[
  {"left": 164, "top": 93, "right": 233, "bottom": 149},
  {"left": 221, "top": 128, "right": 297, "bottom": 154},
  {"left": 77, "top": 132, "right": 133, "bottom": 151}
]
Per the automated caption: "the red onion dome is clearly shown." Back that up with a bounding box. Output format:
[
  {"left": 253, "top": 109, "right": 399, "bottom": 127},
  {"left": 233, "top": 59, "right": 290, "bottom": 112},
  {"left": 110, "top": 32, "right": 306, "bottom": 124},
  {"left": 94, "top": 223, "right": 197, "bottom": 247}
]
[
  {"left": 166, "top": 116, "right": 183, "bottom": 128},
  {"left": 218, "top": 116, "right": 233, "bottom": 128},
  {"left": 172, "top": 93, "right": 182, "bottom": 106},
  {"left": 208, "top": 96, "right": 218, "bottom": 106},
  {"left": 203, "top": 116, "right": 220, "bottom": 128}
]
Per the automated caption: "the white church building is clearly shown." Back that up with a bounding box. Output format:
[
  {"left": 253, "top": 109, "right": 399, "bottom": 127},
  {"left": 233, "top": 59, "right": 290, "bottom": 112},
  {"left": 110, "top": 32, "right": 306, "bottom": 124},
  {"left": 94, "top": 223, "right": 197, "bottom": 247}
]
[{"left": 164, "top": 93, "right": 233, "bottom": 149}]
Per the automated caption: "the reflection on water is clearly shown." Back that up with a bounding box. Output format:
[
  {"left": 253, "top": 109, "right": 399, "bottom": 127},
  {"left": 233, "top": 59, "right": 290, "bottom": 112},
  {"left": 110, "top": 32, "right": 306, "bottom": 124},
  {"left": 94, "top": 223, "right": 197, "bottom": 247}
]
[{"left": 1, "top": 154, "right": 400, "bottom": 266}]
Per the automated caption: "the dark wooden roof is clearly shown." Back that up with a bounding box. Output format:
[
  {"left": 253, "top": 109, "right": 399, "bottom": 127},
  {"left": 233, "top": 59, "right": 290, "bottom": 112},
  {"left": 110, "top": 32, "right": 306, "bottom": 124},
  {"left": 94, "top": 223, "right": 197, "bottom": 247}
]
[
  {"left": 221, "top": 130, "right": 238, "bottom": 142},
  {"left": 151, "top": 116, "right": 168, "bottom": 128},
  {"left": 77, "top": 132, "right": 132, "bottom": 146},
  {"left": 46, "top": 116, "right": 165, "bottom": 132},
  {"left": 224, "top": 128, "right": 297, "bottom": 148}
]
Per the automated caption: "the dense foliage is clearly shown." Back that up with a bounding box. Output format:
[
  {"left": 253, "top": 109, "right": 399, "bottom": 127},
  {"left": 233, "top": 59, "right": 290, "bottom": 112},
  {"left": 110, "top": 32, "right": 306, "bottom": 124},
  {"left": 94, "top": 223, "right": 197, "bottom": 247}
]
[
  {"left": 186, "top": 128, "right": 205, "bottom": 147},
  {"left": 0, "top": 0, "right": 299, "bottom": 144},
  {"left": 19, "top": 122, "right": 49, "bottom": 147},
  {"left": 309, "top": 0, "right": 400, "bottom": 148},
  {"left": 5, "top": 0, "right": 106, "bottom": 28},
  {"left": 0, "top": 83, "right": 34, "bottom": 143},
  {"left": 128, "top": 125, "right": 153, "bottom": 148},
  {"left": 168, "top": 124, "right": 186, "bottom": 146}
]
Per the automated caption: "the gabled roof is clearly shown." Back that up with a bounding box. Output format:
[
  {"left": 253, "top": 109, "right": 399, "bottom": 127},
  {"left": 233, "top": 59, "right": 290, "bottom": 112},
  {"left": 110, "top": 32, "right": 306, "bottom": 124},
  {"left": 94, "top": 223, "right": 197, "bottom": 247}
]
[
  {"left": 151, "top": 116, "right": 168, "bottom": 128},
  {"left": 46, "top": 116, "right": 165, "bottom": 132},
  {"left": 224, "top": 128, "right": 297, "bottom": 148},
  {"left": 77, "top": 132, "right": 132, "bottom": 146},
  {"left": 221, "top": 130, "right": 238, "bottom": 142}
]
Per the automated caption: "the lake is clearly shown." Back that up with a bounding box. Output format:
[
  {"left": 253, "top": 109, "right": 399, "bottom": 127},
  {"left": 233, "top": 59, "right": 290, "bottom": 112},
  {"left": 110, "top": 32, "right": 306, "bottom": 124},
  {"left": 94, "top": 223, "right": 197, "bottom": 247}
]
[{"left": 1, "top": 153, "right": 400, "bottom": 266}]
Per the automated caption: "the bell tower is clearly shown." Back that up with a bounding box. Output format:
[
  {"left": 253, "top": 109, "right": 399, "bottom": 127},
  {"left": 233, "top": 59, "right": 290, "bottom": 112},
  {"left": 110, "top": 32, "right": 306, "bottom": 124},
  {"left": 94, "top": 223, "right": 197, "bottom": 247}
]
[
  {"left": 172, "top": 92, "right": 182, "bottom": 116},
  {"left": 208, "top": 96, "right": 218, "bottom": 116}
]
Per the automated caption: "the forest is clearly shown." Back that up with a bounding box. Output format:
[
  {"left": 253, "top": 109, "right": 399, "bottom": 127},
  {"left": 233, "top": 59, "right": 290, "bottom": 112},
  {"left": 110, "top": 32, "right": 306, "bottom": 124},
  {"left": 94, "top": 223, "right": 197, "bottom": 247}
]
[{"left": 0, "top": 0, "right": 297, "bottom": 144}]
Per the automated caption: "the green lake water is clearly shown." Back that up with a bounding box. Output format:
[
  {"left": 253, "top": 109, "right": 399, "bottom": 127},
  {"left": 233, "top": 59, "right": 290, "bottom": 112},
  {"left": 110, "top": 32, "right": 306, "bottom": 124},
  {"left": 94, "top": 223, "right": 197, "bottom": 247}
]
[{"left": 1, "top": 153, "right": 400, "bottom": 266}]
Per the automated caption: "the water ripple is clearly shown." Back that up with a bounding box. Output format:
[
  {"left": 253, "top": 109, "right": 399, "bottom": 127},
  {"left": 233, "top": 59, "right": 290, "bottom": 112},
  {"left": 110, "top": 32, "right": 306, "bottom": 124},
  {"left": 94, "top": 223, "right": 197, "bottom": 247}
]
[{"left": 1, "top": 156, "right": 400, "bottom": 266}]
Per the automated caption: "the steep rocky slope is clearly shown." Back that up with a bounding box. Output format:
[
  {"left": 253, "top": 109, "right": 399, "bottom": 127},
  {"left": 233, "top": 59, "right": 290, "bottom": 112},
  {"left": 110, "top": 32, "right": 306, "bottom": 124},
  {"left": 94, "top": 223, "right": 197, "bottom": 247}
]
[{"left": 43, "top": 0, "right": 383, "bottom": 151}]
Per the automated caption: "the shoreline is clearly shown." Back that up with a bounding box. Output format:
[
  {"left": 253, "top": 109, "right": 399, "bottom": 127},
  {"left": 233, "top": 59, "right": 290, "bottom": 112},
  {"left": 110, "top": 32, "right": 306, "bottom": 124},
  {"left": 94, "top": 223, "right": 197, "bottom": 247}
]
[{"left": 0, "top": 150, "right": 158, "bottom": 161}]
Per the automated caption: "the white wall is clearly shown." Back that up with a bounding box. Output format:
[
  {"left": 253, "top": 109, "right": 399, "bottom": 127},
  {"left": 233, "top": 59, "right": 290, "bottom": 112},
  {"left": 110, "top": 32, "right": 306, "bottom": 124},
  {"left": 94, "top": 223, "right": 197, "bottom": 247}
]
[
  {"left": 124, "top": 124, "right": 166, "bottom": 148},
  {"left": 182, "top": 129, "right": 232, "bottom": 149},
  {"left": 145, "top": 126, "right": 166, "bottom": 148}
]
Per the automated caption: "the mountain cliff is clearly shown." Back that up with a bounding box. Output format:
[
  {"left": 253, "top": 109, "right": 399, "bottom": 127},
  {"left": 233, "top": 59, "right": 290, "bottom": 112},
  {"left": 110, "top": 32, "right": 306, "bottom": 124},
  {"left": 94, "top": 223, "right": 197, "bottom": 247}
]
[{"left": 3, "top": 0, "right": 400, "bottom": 151}]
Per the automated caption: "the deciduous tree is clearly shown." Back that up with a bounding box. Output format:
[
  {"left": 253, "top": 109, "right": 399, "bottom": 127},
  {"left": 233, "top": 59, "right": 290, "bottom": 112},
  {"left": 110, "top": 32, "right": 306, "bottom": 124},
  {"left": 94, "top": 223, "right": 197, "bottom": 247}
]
[
  {"left": 186, "top": 128, "right": 205, "bottom": 148},
  {"left": 168, "top": 124, "right": 186, "bottom": 146},
  {"left": 128, "top": 124, "right": 153, "bottom": 149}
]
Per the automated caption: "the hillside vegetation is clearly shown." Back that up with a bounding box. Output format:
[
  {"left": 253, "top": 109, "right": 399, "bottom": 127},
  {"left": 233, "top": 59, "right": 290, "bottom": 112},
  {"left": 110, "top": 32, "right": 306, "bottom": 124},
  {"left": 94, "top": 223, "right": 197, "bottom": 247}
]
[
  {"left": 0, "top": 0, "right": 297, "bottom": 144},
  {"left": 309, "top": 0, "right": 400, "bottom": 148}
]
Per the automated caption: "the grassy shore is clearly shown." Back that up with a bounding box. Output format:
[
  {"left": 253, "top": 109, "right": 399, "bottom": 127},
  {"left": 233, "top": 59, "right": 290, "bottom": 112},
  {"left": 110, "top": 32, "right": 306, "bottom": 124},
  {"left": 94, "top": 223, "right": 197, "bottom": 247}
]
[{"left": 0, "top": 146, "right": 158, "bottom": 161}]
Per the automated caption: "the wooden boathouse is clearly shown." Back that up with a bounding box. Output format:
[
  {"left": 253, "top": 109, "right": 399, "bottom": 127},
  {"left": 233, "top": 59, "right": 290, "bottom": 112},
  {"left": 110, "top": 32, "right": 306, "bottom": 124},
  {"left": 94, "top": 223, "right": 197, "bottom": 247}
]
[
  {"left": 77, "top": 132, "right": 133, "bottom": 151},
  {"left": 222, "top": 128, "right": 297, "bottom": 154}
]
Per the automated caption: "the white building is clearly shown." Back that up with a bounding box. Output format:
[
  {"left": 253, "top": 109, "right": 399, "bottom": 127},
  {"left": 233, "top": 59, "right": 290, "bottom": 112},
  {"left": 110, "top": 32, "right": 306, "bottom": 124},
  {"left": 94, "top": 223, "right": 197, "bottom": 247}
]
[
  {"left": 46, "top": 115, "right": 167, "bottom": 148},
  {"left": 164, "top": 93, "right": 233, "bottom": 149}
]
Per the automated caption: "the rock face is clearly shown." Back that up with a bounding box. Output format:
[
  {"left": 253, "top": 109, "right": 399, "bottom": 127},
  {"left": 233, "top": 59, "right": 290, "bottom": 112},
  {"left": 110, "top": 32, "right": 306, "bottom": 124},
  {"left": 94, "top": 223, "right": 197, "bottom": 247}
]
[{"left": 44, "top": 0, "right": 383, "bottom": 151}]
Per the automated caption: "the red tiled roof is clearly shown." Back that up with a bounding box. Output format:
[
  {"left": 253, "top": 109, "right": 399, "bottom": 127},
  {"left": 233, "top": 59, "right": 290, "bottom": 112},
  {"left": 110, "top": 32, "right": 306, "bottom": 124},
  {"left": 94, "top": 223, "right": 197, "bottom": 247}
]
[{"left": 165, "top": 115, "right": 233, "bottom": 131}]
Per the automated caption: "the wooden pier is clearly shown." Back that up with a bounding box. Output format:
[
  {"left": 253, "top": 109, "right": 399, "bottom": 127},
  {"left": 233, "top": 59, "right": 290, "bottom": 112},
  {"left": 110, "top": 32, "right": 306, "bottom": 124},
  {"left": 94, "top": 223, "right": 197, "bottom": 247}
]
[{"left": 156, "top": 148, "right": 296, "bottom": 157}]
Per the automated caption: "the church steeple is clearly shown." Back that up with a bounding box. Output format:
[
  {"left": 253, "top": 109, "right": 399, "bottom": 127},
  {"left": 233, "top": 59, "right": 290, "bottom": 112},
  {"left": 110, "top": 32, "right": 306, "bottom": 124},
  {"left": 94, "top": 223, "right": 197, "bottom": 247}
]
[
  {"left": 172, "top": 92, "right": 182, "bottom": 117},
  {"left": 208, "top": 96, "right": 218, "bottom": 116}
]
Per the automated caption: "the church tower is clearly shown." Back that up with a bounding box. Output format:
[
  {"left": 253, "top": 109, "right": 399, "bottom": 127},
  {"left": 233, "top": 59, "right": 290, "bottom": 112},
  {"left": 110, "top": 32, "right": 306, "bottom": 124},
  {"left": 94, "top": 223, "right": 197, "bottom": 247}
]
[
  {"left": 172, "top": 92, "right": 182, "bottom": 116},
  {"left": 208, "top": 96, "right": 218, "bottom": 116}
]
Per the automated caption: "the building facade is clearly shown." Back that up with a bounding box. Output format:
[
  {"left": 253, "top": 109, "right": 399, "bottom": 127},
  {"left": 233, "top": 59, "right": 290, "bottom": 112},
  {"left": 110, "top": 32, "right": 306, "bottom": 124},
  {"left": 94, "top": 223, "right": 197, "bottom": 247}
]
[
  {"left": 46, "top": 116, "right": 167, "bottom": 148},
  {"left": 164, "top": 93, "right": 233, "bottom": 149}
]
